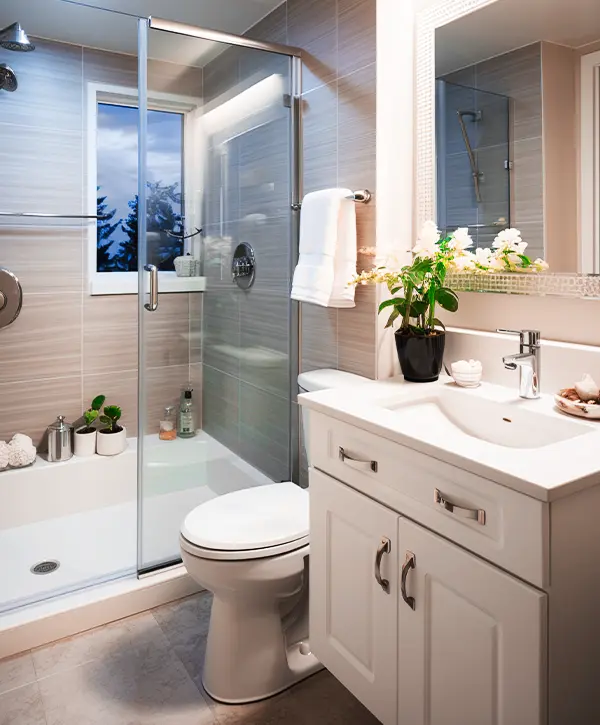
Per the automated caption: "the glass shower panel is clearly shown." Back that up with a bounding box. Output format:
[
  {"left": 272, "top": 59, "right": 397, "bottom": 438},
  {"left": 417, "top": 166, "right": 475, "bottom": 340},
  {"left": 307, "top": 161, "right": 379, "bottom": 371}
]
[
  {"left": 138, "top": 21, "right": 296, "bottom": 573},
  {"left": 436, "top": 80, "right": 511, "bottom": 248}
]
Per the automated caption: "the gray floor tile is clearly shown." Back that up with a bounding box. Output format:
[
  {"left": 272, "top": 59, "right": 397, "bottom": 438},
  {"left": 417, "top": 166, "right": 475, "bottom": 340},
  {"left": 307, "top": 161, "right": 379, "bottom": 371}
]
[
  {"left": 38, "top": 643, "right": 214, "bottom": 725},
  {"left": 0, "top": 651, "right": 37, "bottom": 696},
  {"left": 32, "top": 612, "right": 170, "bottom": 680},
  {"left": 0, "top": 682, "right": 46, "bottom": 725}
]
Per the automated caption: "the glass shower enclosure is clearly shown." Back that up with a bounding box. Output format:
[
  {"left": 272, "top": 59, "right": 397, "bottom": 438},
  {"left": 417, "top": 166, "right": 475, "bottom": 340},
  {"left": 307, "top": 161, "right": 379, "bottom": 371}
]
[
  {"left": 136, "top": 18, "right": 302, "bottom": 573},
  {"left": 435, "top": 79, "right": 511, "bottom": 248}
]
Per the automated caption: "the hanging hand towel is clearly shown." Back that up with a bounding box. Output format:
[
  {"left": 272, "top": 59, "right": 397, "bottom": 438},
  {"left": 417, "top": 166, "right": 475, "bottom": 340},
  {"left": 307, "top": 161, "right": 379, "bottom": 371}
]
[{"left": 291, "top": 188, "right": 357, "bottom": 308}]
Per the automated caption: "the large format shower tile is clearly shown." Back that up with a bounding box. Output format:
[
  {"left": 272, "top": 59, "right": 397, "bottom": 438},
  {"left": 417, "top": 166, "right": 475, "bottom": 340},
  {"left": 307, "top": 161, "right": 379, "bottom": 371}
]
[
  {"left": 0, "top": 682, "right": 46, "bottom": 725},
  {"left": 0, "top": 651, "right": 36, "bottom": 696}
]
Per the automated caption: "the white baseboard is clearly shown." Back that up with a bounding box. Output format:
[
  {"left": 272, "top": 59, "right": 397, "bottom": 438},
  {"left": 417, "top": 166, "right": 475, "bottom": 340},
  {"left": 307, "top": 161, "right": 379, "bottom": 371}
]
[{"left": 0, "top": 566, "right": 202, "bottom": 660}]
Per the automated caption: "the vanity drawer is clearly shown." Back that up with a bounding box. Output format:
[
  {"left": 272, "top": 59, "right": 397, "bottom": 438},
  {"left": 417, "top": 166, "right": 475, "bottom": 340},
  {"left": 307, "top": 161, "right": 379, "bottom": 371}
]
[{"left": 309, "top": 411, "right": 549, "bottom": 588}]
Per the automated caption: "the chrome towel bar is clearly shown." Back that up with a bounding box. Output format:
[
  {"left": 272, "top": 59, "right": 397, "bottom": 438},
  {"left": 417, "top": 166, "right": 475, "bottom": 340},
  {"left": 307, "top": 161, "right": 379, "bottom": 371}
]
[{"left": 291, "top": 189, "right": 372, "bottom": 211}]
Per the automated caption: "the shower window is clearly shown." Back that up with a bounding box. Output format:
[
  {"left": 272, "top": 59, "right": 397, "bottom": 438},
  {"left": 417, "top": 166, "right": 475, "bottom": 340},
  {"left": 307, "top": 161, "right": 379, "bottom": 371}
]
[{"left": 86, "top": 82, "right": 202, "bottom": 295}]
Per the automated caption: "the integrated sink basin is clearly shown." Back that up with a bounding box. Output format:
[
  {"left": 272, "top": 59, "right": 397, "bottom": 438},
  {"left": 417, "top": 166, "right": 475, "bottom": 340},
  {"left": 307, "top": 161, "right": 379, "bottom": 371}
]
[{"left": 382, "top": 388, "right": 591, "bottom": 449}]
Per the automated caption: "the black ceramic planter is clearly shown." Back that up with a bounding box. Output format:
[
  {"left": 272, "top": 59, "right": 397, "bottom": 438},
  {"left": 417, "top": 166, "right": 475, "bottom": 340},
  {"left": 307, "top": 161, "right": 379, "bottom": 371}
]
[{"left": 394, "top": 330, "right": 446, "bottom": 383}]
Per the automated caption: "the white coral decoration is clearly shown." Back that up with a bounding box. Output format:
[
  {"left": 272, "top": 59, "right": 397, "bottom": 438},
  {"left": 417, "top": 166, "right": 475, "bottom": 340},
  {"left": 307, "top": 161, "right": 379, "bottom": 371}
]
[
  {"left": 0, "top": 441, "right": 9, "bottom": 470},
  {"left": 7, "top": 434, "right": 36, "bottom": 468}
]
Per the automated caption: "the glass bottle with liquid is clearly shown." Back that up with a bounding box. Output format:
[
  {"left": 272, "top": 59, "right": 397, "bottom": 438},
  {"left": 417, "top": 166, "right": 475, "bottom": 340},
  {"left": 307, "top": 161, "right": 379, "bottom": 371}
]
[
  {"left": 159, "top": 406, "right": 177, "bottom": 441},
  {"left": 177, "top": 386, "right": 196, "bottom": 439}
]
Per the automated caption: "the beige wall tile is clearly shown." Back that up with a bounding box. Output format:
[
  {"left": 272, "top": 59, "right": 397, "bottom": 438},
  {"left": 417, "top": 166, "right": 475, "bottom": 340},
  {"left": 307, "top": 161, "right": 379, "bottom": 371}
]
[
  {"left": 1, "top": 38, "right": 82, "bottom": 133},
  {"left": 338, "top": 0, "right": 376, "bottom": 77},
  {"left": 83, "top": 295, "right": 138, "bottom": 375},
  {"left": 302, "top": 84, "right": 338, "bottom": 194},
  {"left": 0, "top": 375, "right": 82, "bottom": 445},
  {"left": 0, "top": 124, "right": 83, "bottom": 217},
  {"left": 83, "top": 47, "right": 137, "bottom": 88},
  {"left": 146, "top": 365, "right": 192, "bottom": 434},
  {"left": 0, "top": 293, "right": 81, "bottom": 386},
  {"left": 338, "top": 284, "right": 377, "bottom": 378},
  {"left": 0, "top": 227, "right": 83, "bottom": 294},
  {"left": 301, "top": 305, "right": 338, "bottom": 372},
  {"left": 146, "top": 294, "right": 191, "bottom": 369},
  {"left": 288, "top": 0, "right": 338, "bottom": 92},
  {"left": 83, "top": 369, "right": 137, "bottom": 435}
]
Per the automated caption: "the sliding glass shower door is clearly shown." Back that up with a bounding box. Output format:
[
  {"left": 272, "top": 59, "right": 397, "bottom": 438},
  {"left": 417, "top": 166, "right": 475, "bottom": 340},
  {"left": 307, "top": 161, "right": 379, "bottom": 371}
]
[{"left": 136, "top": 18, "right": 301, "bottom": 573}]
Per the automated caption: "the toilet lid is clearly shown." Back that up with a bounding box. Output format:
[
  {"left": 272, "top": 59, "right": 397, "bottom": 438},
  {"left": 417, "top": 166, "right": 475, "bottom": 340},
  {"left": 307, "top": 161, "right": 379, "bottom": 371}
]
[{"left": 181, "top": 482, "right": 309, "bottom": 552}]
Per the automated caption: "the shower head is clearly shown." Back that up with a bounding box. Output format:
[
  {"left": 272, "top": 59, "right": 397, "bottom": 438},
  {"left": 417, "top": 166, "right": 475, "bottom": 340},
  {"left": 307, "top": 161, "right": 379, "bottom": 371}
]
[
  {"left": 0, "top": 64, "right": 18, "bottom": 92},
  {"left": 0, "top": 22, "right": 35, "bottom": 52}
]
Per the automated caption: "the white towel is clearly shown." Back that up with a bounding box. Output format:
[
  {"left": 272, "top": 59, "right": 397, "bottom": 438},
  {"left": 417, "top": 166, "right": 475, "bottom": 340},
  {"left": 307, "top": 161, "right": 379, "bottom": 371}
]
[{"left": 291, "top": 188, "right": 357, "bottom": 308}]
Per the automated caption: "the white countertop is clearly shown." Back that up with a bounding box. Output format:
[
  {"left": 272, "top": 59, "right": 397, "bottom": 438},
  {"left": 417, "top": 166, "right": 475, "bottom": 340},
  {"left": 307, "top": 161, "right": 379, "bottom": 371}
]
[{"left": 299, "top": 376, "right": 600, "bottom": 502}]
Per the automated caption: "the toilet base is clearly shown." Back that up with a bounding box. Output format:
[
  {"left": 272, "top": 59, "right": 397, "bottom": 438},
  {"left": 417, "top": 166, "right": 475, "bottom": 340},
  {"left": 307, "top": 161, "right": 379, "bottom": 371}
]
[{"left": 203, "top": 639, "right": 323, "bottom": 705}]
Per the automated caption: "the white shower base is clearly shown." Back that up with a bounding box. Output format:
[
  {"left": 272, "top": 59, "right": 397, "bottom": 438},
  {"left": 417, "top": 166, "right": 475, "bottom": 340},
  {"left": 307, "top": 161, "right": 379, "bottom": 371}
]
[{"left": 0, "top": 433, "right": 273, "bottom": 615}]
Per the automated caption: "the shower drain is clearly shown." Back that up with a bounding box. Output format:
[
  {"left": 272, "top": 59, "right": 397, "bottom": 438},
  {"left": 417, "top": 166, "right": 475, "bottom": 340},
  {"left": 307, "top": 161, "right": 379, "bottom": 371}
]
[{"left": 30, "top": 560, "right": 60, "bottom": 575}]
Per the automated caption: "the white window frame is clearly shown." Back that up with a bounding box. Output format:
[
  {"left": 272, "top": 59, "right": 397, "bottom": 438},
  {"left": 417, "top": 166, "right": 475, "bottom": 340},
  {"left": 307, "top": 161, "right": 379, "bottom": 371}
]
[
  {"left": 580, "top": 51, "right": 600, "bottom": 274},
  {"left": 86, "top": 82, "right": 205, "bottom": 295}
]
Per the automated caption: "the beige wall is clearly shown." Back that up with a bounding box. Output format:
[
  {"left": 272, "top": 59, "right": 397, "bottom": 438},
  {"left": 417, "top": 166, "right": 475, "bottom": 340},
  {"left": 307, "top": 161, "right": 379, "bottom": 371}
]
[{"left": 0, "top": 38, "right": 202, "bottom": 444}]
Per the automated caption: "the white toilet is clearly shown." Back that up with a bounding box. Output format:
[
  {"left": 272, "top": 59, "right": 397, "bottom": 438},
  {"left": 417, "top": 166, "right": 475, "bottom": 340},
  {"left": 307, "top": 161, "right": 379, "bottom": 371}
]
[{"left": 180, "top": 368, "right": 368, "bottom": 704}]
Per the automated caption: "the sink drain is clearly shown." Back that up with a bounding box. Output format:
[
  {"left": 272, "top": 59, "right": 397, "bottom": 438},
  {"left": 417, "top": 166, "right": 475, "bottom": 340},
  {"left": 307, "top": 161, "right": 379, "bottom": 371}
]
[{"left": 30, "top": 560, "right": 60, "bottom": 575}]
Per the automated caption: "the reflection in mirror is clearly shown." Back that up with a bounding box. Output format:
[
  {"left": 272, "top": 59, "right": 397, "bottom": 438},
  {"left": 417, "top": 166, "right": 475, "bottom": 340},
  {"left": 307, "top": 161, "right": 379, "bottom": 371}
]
[{"left": 435, "top": 0, "right": 600, "bottom": 274}]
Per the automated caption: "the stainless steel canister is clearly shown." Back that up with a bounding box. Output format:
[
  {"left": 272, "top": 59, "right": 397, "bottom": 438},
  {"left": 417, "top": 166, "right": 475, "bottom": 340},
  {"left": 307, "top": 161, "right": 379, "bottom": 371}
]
[{"left": 45, "top": 415, "right": 74, "bottom": 462}]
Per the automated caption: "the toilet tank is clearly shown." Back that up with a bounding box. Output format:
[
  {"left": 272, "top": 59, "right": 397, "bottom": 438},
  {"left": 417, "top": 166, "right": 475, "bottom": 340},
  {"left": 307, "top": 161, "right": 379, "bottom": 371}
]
[{"left": 297, "top": 369, "right": 369, "bottom": 467}]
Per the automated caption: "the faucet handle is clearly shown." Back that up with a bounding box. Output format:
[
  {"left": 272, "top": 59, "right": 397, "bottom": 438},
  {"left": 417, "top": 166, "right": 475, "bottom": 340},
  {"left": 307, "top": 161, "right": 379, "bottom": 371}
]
[{"left": 496, "top": 328, "right": 541, "bottom": 347}]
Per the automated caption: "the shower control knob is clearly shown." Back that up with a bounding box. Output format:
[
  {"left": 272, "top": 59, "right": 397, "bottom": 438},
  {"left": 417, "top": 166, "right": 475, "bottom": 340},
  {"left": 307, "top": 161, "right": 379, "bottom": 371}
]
[{"left": 231, "top": 242, "right": 256, "bottom": 290}]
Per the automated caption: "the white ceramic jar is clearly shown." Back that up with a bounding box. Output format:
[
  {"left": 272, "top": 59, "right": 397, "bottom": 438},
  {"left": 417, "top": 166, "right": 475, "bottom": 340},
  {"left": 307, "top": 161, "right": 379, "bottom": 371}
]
[{"left": 96, "top": 426, "right": 127, "bottom": 456}]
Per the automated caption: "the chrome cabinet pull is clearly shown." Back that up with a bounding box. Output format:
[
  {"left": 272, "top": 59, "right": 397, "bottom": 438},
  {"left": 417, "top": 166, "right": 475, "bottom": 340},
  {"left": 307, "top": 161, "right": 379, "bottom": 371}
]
[
  {"left": 339, "top": 447, "right": 378, "bottom": 473},
  {"left": 144, "top": 264, "right": 158, "bottom": 311},
  {"left": 374, "top": 537, "right": 391, "bottom": 593},
  {"left": 401, "top": 551, "right": 416, "bottom": 610},
  {"left": 434, "top": 488, "right": 486, "bottom": 525}
]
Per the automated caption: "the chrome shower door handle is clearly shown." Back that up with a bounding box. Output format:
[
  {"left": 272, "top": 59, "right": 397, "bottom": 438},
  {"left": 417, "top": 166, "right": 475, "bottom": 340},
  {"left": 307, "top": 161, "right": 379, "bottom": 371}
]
[
  {"left": 374, "top": 537, "right": 391, "bottom": 593},
  {"left": 144, "top": 264, "right": 158, "bottom": 311},
  {"left": 401, "top": 551, "right": 416, "bottom": 610}
]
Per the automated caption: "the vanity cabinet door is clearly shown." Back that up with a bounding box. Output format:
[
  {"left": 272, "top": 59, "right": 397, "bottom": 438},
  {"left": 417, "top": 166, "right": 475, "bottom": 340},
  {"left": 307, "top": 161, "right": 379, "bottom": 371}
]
[
  {"left": 397, "top": 518, "right": 547, "bottom": 725},
  {"left": 310, "top": 469, "right": 399, "bottom": 725}
]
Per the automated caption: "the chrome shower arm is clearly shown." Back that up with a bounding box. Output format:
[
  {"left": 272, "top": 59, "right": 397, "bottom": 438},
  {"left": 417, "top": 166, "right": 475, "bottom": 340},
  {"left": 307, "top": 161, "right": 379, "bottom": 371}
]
[{"left": 456, "top": 110, "right": 482, "bottom": 203}]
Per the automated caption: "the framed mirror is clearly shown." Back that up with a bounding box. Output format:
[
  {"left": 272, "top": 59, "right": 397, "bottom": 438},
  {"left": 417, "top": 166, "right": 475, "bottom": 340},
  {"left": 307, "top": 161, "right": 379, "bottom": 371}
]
[{"left": 416, "top": 0, "right": 600, "bottom": 297}]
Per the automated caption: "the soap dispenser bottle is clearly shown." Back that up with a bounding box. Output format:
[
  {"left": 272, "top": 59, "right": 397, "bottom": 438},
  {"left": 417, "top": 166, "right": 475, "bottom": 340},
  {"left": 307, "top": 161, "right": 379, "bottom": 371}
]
[{"left": 177, "top": 386, "right": 196, "bottom": 438}]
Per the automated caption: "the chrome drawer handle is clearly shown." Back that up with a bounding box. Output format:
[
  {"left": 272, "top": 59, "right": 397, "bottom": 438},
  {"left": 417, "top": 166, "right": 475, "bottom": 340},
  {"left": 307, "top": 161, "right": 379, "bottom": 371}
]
[
  {"left": 434, "top": 488, "right": 486, "bottom": 526},
  {"left": 339, "top": 447, "right": 378, "bottom": 473},
  {"left": 374, "top": 537, "right": 391, "bottom": 593},
  {"left": 401, "top": 551, "right": 416, "bottom": 610}
]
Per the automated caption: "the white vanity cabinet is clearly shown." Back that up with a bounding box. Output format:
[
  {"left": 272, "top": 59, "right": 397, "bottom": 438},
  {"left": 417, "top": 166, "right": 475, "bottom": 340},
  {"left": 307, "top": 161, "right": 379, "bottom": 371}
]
[{"left": 310, "top": 470, "right": 546, "bottom": 725}]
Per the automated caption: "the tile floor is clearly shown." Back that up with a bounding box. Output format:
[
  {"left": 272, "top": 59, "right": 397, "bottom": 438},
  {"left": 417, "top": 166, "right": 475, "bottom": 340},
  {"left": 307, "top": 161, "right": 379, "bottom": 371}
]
[{"left": 0, "top": 593, "right": 380, "bottom": 725}]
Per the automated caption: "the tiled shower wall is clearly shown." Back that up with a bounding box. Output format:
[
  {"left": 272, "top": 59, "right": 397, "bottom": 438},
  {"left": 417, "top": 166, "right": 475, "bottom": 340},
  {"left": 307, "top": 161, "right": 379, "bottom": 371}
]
[
  {"left": 0, "top": 37, "right": 202, "bottom": 444},
  {"left": 443, "top": 43, "right": 544, "bottom": 259},
  {"left": 198, "top": 0, "right": 377, "bottom": 483},
  {"left": 254, "top": 0, "right": 378, "bottom": 378}
]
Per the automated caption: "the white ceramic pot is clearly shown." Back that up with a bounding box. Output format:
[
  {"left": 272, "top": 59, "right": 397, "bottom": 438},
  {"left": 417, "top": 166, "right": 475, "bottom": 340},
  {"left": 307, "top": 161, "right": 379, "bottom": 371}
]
[
  {"left": 74, "top": 427, "right": 97, "bottom": 457},
  {"left": 96, "top": 426, "right": 127, "bottom": 456}
]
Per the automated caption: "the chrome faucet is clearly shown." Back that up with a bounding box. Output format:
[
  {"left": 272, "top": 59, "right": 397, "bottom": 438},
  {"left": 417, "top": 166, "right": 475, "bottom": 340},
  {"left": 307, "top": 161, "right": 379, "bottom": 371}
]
[{"left": 497, "top": 329, "right": 541, "bottom": 399}]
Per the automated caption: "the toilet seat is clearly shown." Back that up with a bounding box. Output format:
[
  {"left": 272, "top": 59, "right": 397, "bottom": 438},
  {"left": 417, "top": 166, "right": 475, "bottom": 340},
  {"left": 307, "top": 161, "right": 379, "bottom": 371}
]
[{"left": 181, "top": 482, "right": 309, "bottom": 561}]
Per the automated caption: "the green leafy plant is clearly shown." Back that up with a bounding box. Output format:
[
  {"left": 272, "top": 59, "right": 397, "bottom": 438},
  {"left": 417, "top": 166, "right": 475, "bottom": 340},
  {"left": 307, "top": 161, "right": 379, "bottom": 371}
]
[
  {"left": 99, "top": 404, "right": 123, "bottom": 434},
  {"left": 79, "top": 394, "right": 106, "bottom": 433}
]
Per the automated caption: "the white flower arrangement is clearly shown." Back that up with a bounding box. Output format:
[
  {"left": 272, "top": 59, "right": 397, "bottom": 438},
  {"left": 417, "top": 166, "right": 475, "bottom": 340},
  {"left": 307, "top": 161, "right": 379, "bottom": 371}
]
[{"left": 353, "top": 223, "right": 549, "bottom": 290}]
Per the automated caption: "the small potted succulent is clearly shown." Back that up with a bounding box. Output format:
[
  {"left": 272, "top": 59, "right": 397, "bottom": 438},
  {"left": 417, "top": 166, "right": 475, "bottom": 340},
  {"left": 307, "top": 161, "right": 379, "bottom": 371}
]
[
  {"left": 96, "top": 404, "right": 127, "bottom": 456},
  {"left": 74, "top": 395, "right": 105, "bottom": 457}
]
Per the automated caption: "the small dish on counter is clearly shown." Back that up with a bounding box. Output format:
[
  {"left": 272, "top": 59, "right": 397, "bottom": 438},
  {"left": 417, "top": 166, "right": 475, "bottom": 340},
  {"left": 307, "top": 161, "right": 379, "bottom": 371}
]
[{"left": 555, "top": 389, "right": 600, "bottom": 420}]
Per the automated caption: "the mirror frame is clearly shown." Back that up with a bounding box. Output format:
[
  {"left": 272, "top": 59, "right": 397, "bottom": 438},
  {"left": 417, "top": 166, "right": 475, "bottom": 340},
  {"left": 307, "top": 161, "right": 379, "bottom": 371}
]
[{"left": 415, "top": 0, "right": 600, "bottom": 298}]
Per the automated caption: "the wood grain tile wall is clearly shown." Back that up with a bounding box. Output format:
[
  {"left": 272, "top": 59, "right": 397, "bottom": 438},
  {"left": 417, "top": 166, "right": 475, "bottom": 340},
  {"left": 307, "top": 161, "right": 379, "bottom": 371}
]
[
  {"left": 250, "top": 0, "right": 378, "bottom": 381},
  {"left": 0, "top": 38, "right": 202, "bottom": 445}
]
